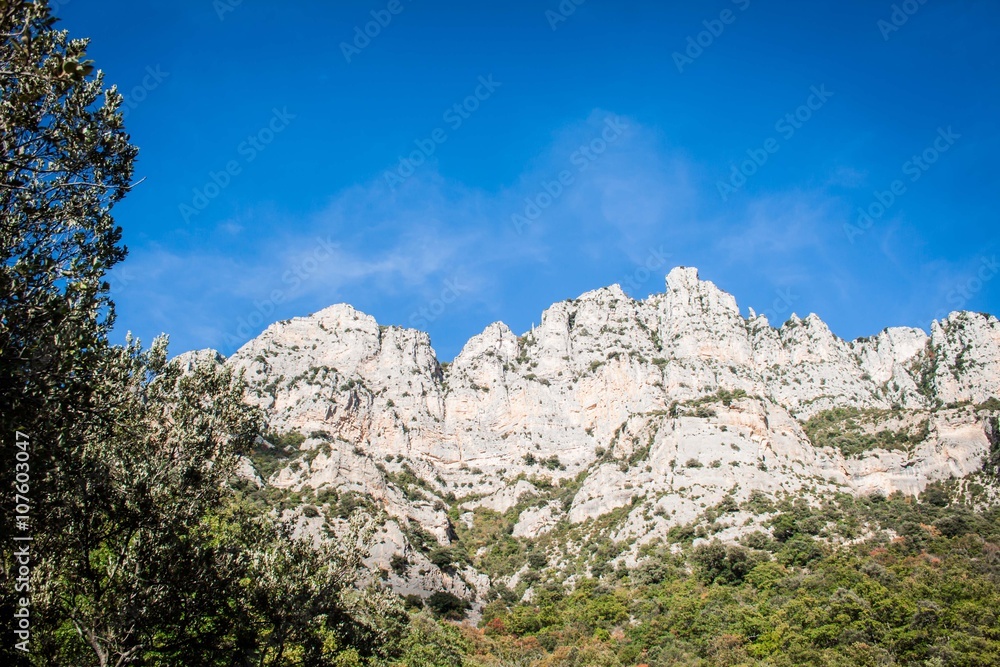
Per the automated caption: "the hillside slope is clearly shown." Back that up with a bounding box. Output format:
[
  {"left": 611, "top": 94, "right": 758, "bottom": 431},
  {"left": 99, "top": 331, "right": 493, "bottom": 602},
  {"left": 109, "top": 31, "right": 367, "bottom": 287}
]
[{"left": 183, "top": 267, "right": 1000, "bottom": 610}]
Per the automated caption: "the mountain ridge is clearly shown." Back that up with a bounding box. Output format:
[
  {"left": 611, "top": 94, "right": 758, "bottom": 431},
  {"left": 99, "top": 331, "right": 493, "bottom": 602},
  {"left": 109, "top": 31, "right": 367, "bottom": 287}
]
[{"left": 180, "top": 266, "right": 1000, "bottom": 611}]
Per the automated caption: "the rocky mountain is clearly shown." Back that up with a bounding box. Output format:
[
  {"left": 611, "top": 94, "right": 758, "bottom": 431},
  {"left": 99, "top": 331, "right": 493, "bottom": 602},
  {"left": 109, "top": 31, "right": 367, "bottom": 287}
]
[{"left": 182, "top": 267, "right": 1000, "bottom": 613}]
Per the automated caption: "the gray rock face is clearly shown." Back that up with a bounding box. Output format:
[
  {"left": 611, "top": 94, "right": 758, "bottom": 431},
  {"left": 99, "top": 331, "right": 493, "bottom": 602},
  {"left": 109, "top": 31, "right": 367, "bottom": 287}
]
[{"left": 197, "top": 267, "right": 999, "bottom": 604}]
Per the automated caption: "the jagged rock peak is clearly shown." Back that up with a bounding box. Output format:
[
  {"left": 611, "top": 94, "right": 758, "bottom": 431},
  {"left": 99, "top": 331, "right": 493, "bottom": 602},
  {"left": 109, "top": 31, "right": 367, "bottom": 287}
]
[
  {"left": 183, "top": 266, "right": 999, "bottom": 609},
  {"left": 663, "top": 265, "right": 741, "bottom": 317},
  {"left": 576, "top": 283, "right": 629, "bottom": 302},
  {"left": 453, "top": 322, "right": 517, "bottom": 364}
]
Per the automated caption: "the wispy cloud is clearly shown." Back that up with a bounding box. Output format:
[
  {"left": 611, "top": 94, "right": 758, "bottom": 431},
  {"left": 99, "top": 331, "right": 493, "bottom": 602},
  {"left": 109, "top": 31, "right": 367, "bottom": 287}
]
[{"left": 111, "top": 109, "right": 991, "bottom": 359}]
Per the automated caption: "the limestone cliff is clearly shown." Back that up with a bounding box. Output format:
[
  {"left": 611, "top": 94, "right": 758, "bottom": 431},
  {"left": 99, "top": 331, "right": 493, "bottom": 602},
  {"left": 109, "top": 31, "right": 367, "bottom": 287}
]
[{"left": 182, "top": 267, "right": 1000, "bottom": 609}]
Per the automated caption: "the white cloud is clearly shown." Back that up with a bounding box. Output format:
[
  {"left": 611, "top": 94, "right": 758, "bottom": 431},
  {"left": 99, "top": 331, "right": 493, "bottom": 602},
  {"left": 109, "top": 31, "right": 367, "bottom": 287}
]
[{"left": 114, "top": 110, "right": 914, "bottom": 357}]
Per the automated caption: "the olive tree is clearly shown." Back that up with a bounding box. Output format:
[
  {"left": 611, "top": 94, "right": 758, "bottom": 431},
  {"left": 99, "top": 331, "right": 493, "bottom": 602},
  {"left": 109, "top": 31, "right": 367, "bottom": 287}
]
[
  {"left": 0, "top": 0, "right": 135, "bottom": 438},
  {"left": 2, "top": 1, "right": 136, "bottom": 662},
  {"left": 1, "top": 3, "right": 406, "bottom": 665}
]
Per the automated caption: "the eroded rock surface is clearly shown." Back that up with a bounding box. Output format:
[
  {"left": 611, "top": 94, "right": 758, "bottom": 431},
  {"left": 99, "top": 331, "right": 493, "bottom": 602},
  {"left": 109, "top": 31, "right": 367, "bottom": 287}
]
[{"left": 188, "top": 267, "right": 999, "bottom": 607}]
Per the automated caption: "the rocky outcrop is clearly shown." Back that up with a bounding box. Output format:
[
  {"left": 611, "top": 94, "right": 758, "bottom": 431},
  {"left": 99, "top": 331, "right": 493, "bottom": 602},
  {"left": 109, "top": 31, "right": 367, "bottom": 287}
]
[{"left": 191, "top": 267, "right": 999, "bottom": 606}]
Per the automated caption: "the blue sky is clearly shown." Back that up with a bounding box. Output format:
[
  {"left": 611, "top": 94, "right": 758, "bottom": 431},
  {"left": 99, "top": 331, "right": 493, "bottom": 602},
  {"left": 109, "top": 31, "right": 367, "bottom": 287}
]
[{"left": 59, "top": 0, "right": 999, "bottom": 360}]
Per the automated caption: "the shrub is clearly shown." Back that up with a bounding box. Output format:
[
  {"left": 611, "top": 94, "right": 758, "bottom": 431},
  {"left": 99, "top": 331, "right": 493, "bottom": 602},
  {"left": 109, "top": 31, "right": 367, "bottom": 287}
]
[
  {"left": 429, "top": 546, "right": 466, "bottom": 569},
  {"left": 426, "top": 592, "right": 469, "bottom": 620},
  {"left": 390, "top": 553, "right": 408, "bottom": 575},
  {"left": 527, "top": 551, "right": 547, "bottom": 569},
  {"left": 802, "top": 407, "right": 929, "bottom": 458},
  {"left": 691, "top": 541, "right": 767, "bottom": 585}
]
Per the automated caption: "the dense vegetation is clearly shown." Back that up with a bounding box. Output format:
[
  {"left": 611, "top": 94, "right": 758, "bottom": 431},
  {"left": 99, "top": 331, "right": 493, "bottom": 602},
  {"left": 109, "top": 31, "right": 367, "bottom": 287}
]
[
  {"left": 0, "top": 3, "right": 402, "bottom": 664},
  {"left": 3, "top": 2, "right": 999, "bottom": 665},
  {"left": 439, "top": 482, "right": 1000, "bottom": 667},
  {"left": 802, "top": 407, "right": 930, "bottom": 458},
  {"left": 242, "top": 455, "right": 1000, "bottom": 666}
]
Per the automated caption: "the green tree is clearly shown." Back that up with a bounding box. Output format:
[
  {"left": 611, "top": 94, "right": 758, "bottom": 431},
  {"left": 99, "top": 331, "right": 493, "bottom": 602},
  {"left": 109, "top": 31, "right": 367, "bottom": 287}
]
[
  {"left": 0, "top": 0, "right": 136, "bottom": 450},
  {"left": 691, "top": 541, "right": 767, "bottom": 586},
  {"left": 1, "top": 3, "right": 406, "bottom": 664},
  {"left": 1, "top": 1, "right": 136, "bottom": 662},
  {"left": 237, "top": 511, "right": 406, "bottom": 666},
  {"left": 425, "top": 592, "right": 470, "bottom": 621},
  {"left": 29, "top": 341, "right": 261, "bottom": 665}
]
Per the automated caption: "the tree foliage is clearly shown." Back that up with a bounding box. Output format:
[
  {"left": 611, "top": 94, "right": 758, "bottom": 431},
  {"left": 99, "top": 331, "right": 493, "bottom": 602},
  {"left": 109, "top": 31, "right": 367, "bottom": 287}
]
[
  {"left": 1, "top": 1, "right": 137, "bottom": 662},
  {"left": 0, "top": 0, "right": 136, "bottom": 452},
  {"left": 4, "top": 3, "right": 999, "bottom": 666},
  {"left": 469, "top": 488, "right": 1000, "bottom": 666},
  {"left": 1, "top": 3, "right": 404, "bottom": 665}
]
